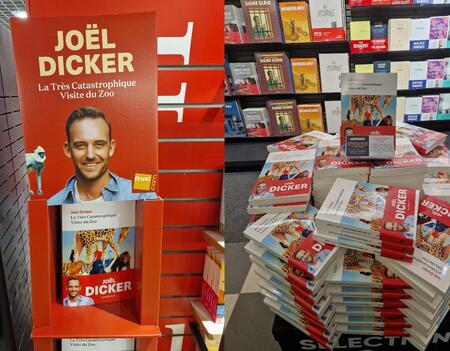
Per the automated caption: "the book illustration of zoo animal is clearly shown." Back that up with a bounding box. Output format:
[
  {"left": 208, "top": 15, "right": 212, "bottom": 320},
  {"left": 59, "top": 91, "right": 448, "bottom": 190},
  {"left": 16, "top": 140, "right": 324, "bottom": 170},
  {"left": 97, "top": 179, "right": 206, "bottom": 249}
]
[
  {"left": 62, "top": 260, "right": 92, "bottom": 276},
  {"left": 110, "top": 251, "right": 131, "bottom": 272},
  {"left": 71, "top": 227, "right": 129, "bottom": 264},
  {"left": 26, "top": 146, "right": 46, "bottom": 195},
  {"left": 349, "top": 95, "right": 393, "bottom": 124}
]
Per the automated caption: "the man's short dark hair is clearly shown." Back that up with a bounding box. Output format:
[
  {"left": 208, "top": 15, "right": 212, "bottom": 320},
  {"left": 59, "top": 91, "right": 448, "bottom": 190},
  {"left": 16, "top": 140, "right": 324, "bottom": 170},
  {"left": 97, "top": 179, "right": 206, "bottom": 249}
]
[
  {"left": 66, "top": 107, "right": 112, "bottom": 142},
  {"left": 67, "top": 277, "right": 80, "bottom": 285}
]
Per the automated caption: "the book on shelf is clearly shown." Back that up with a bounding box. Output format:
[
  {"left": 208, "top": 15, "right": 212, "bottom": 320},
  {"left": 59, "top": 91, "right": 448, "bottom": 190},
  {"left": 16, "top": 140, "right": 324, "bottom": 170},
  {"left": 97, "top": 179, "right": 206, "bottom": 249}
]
[
  {"left": 248, "top": 149, "right": 316, "bottom": 205},
  {"left": 201, "top": 247, "right": 225, "bottom": 323},
  {"left": 225, "top": 5, "right": 245, "bottom": 43},
  {"left": 225, "top": 58, "right": 234, "bottom": 96},
  {"left": 404, "top": 96, "right": 423, "bottom": 122},
  {"left": 408, "top": 60, "right": 427, "bottom": 90},
  {"left": 371, "top": 22, "right": 389, "bottom": 52},
  {"left": 266, "top": 130, "right": 335, "bottom": 152},
  {"left": 396, "top": 122, "right": 447, "bottom": 154},
  {"left": 230, "top": 62, "right": 261, "bottom": 95},
  {"left": 298, "top": 104, "right": 324, "bottom": 133},
  {"left": 410, "top": 18, "right": 430, "bottom": 50},
  {"left": 318, "top": 53, "right": 349, "bottom": 93},
  {"left": 266, "top": 99, "right": 301, "bottom": 136},
  {"left": 429, "top": 16, "right": 449, "bottom": 49},
  {"left": 444, "top": 57, "right": 450, "bottom": 87},
  {"left": 225, "top": 100, "right": 247, "bottom": 138},
  {"left": 308, "top": 0, "right": 346, "bottom": 42},
  {"left": 290, "top": 58, "right": 321, "bottom": 94},
  {"left": 278, "top": 1, "right": 311, "bottom": 43},
  {"left": 437, "top": 93, "right": 450, "bottom": 120},
  {"left": 388, "top": 18, "right": 411, "bottom": 51},
  {"left": 396, "top": 97, "right": 406, "bottom": 124},
  {"left": 421, "top": 95, "right": 439, "bottom": 121},
  {"left": 324, "top": 100, "right": 341, "bottom": 134},
  {"left": 61, "top": 201, "right": 136, "bottom": 307},
  {"left": 240, "top": 0, "right": 282, "bottom": 43},
  {"left": 426, "top": 59, "right": 445, "bottom": 88},
  {"left": 255, "top": 51, "right": 294, "bottom": 94},
  {"left": 351, "top": 21, "right": 371, "bottom": 41},
  {"left": 390, "top": 61, "right": 410, "bottom": 90},
  {"left": 242, "top": 107, "right": 272, "bottom": 137},
  {"left": 238, "top": 7, "right": 248, "bottom": 43},
  {"left": 373, "top": 60, "right": 391, "bottom": 73},
  {"left": 340, "top": 73, "right": 397, "bottom": 159},
  {"left": 355, "top": 64, "right": 374, "bottom": 73}
]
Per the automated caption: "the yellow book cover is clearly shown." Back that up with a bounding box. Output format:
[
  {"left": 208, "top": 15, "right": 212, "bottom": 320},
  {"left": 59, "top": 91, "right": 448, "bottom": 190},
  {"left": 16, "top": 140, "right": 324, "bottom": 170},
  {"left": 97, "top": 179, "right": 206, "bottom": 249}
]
[
  {"left": 291, "top": 58, "right": 320, "bottom": 93},
  {"left": 298, "top": 104, "right": 324, "bottom": 132},
  {"left": 279, "top": 1, "right": 311, "bottom": 43},
  {"left": 350, "top": 21, "right": 371, "bottom": 41},
  {"left": 355, "top": 64, "right": 374, "bottom": 73}
]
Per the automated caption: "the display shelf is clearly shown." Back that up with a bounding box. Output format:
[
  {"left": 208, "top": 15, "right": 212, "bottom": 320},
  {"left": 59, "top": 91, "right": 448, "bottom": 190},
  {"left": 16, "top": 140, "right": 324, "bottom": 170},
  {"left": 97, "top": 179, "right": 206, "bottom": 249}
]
[
  {"left": 350, "top": 4, "right": 450, "bottom": 20},
  {"left": 408, "top": 120, "right": 450, "bottom": 132},
  {"left": 225, "top": 140, "right": 269, "bottom": 172},
  {"left": 32, "top": 302, "right": 161, "bottom": 339},
  {"left": 350, "top": 48, "right": 450, "bottom": 63},
  {"left": 190, "top": 301, "right": 224, "bottom": 340},
  {"left": 203, "top": 230, "right": 224, "bottom": 253},
  {"left": 226, "top": 93, "right": 340, "bottom": 108}
]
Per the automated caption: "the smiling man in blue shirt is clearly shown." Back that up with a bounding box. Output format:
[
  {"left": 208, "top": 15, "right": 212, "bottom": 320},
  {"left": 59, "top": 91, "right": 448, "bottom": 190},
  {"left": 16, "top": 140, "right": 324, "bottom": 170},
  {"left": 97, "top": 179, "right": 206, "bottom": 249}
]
[
  {"left": 63, "top": 277, "right": 94, "bottom": 307},
  {"left": 48, "top": 107, "right": 156, "bottom": 206}
]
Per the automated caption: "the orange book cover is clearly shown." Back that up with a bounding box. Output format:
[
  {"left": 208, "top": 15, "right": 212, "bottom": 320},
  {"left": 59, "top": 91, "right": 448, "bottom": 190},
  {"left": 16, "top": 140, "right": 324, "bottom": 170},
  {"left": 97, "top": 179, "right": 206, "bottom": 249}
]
[
  {"left": 291, "top": 58, "right": 321, "bottom": 94},
  {"left": 297, "top": 104, "right": 324, "bottom": 132},
  {"left": 10, "top": 13, "right": 158, "bottom": 205},
  {"left": 279, "top": 1, "right": 311, "bottom": 43}
]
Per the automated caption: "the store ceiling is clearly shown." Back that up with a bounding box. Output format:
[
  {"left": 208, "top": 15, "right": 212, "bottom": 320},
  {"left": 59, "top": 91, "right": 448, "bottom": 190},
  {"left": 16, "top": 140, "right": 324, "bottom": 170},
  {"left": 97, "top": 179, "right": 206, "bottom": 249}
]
[{"left": 0, "top": 0, "right": 26, "bottom": 30}]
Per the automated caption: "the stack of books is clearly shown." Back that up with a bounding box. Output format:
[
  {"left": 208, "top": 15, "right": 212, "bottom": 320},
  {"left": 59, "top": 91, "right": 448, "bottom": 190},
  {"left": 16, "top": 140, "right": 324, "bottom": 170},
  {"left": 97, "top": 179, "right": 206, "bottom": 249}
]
[
  {"left": 380, "top": 196, "right": 450, "bottom": 351},
  {"left": 267, "top": 131, "right": 335, "bottom": 152},
  {"left": 315, "top": 178, "right": 420, "bottom": 263},
  {"left": 327, "top": 249, "right": 412, "bottom": 337},
  {"left": 247, "top": 149, "right": 316, "bottom": 214},
  {"left": 312, "top": 140, "right": 371, "bottom": 208},
  {"left": 422, "top": 144, "right": 450, "bottom": 202},
  {"left": 369, "top": 138, "right": 427, "bottom": 190},
  {"left": 243, "top": 208, "right": 343, "bottom": 349},
  {"left": 396, "top": 122, "right": 447, "bottom": 155},
  {"left": 201, "top": 248, "right": 225, "bottom": 323}
]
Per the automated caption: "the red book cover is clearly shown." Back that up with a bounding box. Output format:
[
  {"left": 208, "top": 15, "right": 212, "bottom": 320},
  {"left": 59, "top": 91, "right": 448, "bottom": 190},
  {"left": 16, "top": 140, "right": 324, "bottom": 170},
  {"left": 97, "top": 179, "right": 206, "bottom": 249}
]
[{"left": 10, "top": 13, "right": 158, "bottom": 205}]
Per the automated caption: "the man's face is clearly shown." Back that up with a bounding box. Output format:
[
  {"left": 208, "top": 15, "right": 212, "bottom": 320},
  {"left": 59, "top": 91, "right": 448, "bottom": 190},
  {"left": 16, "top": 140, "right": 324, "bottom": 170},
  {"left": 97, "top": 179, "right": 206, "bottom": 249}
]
[
  {"left": 256, "top": 182, "right": 267, "bottom": 194},
  {"left": 64, "top": 118, "right": 115, "bottom": 182},
  {"left": 385, "top": 221, "right": 404, "bottom": 232},
  {"left": 295, "top": 249, "right": 313, "bottom": 263},
  {"left": 67, "top": 279, "right": 81, "bottom": 298},
  {"left": 267, "top": 71, "right": 273, "bottom": 80}
]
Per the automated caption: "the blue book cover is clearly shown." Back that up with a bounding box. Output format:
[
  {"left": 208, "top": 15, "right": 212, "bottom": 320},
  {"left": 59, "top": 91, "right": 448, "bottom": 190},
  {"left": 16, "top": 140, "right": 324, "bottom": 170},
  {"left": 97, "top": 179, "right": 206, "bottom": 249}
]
[
  {"left": 373, "top": 61, "right": 390, "bottom": 73},
  {"left": 225, "top": 101, "right": 246, "bottom": 137},
  {"left": 225, "top": 57, "right": 235, "bottom": 95},
  {"left": 371, "top": 24, "right": 387, "bottom": 40}
]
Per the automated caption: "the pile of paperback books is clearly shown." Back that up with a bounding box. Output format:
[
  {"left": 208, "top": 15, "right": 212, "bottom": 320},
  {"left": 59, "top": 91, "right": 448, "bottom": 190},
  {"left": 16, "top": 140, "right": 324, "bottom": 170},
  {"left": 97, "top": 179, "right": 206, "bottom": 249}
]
[{"left": 242, "top": 122, "right": 449, "bottom": 351}]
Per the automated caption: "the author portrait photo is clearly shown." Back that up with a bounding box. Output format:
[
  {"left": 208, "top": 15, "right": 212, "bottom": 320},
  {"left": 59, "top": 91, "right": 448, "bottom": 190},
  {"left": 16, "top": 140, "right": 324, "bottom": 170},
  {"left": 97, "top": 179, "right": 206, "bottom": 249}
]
[{"left": 63, "top": 277, "right": 94, "bottom": 307}]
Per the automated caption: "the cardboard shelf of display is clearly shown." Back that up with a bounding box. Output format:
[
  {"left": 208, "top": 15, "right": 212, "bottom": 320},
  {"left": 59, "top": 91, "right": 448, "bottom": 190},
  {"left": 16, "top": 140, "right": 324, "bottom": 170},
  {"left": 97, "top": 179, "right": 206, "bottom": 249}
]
[
  {"left": 225, "top": 93, "right": 341, "bottom": 105},
  {"left": 350, "top": 3, "right": 450, "bottom": 20},
  {"left": 190, "top": 300, "right": 224, "bottom": 340},
  {"left": 28, "top": 199, "right": 163, "bottom": 351},
  {"left": 350, "top": 48, "right": 450, "bottom": 62},
  {"left": 203, "top": 230, "right": 225, "bottom": 254}
]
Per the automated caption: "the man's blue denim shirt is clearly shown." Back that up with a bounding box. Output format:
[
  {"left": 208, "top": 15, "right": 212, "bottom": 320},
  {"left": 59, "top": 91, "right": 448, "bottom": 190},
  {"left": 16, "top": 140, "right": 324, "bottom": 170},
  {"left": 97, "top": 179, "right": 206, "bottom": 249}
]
[
  {"left": 63, "top": 295, "right": 94, "bottom": 306},
  {"left": 47, "top": 172, "right": 157, "bottom": 206}
]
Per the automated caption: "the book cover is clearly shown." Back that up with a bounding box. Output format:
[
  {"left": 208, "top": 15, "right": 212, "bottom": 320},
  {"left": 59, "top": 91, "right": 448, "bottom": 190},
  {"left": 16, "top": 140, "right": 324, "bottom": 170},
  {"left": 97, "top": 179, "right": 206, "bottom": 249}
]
[
  {"left": 373, "top": 60, "right": 391, "bottom": 73},
  {"left": 324, "top": 100, "right": 341, "bottom": 134},
  {"left": 225, "top": 5, "right": 244, "bottom": 43},
  {"left": 318, "top": 53, "right": 349, "bottom": 93},
  {"left": 396, "top": 97, "right": 405, "bottom": 124},
  {"left": 443, "top": 58, "right": 450, "bottom": 87},
  {"left": 429, "top": 16, "right": 449, "bottom": 49},
  {"left": 278, "top": 1, "right": 311, "bottom": 43},
  {"left": 396, "top": 122, "right": 447, "bottom": 154},
  {"left": 426, "top": 59, "right": 445, "bottom": 88},
  {"left": 422, "top": 144, "right": 450, "bottom": 170},
  {"left": 267, "top": 130, "right": 335, "bottom": 152},
  {"left": 309, "top": 0, "right": 346, "bottom": 42},
  {"left": 388, "top": 18, "right": 411, "bottom": 51},
  {"left": 316, "top": 178, "right": 419, "bottom": 246},
  {"left": 408, "top": 60, "right": 427, "bottom": 90},
  {"left": 371, "top": 23, "right": 388, "bottom": 52},
  {"left": 255, "top": 52, "right": 294, "bottom": 94},
  {"left": 409, "top": 18, "right": 430, "bottom": 50},
  {"left": 421, "top": 95, "right": 439, "bottom": 121},
  {"left": 224, "top": 100, "right": 247, "bottom": 137},
  {"left": 230, "top": 62, "right": 261, "bottom": 95},
  {"left": 404, "top": 97, "right": 423, "bottom": 122},
  {"left": 340, "top": 73, "right": 397, "bottom": 159},
  {"left": 225, "top": 57, "right": 235, "bottom": 96},
  {"left": 10, "top": 13, "right": 158, "bottom": 204},
  {"left": 242, "top": 107, "right": 272, "bottom": 137},
  {"left": 437, "top": 93, "right": 450, "bottom": 120},
  {"left": 238, "top": 7, "right": 249, "bottom": 43},
  {"left": 248, "top": 149, "right": 316, "bottom": 205},
  {"left": 291, "top": 58, "right": 321, "bottom": 93},
  {"left": 266, "top": 100, "right": 301, "bottom": 136},
  {"left": 62, "top": 339, "right": 134, "bottom": 351},
  {"left": 390, "top": 61, "right": 410, "bottom": 90},
  {"left": 355, "top": 64, "right": 374, "bottom": 73},
  {"left": 61, "top": 201, "right": 136, "bottom": 306},
  {"left": 240, "top": 0, "right": 283, "bottom": 43},
  {"left": 381, "top": 196, "right": 450, "bottom": 295},
  {"left": 297, "top": 104, "right": 324, "bottom": 133},
  {"left": 350, "top": 20, "right": 370, "bottom": 41}
]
